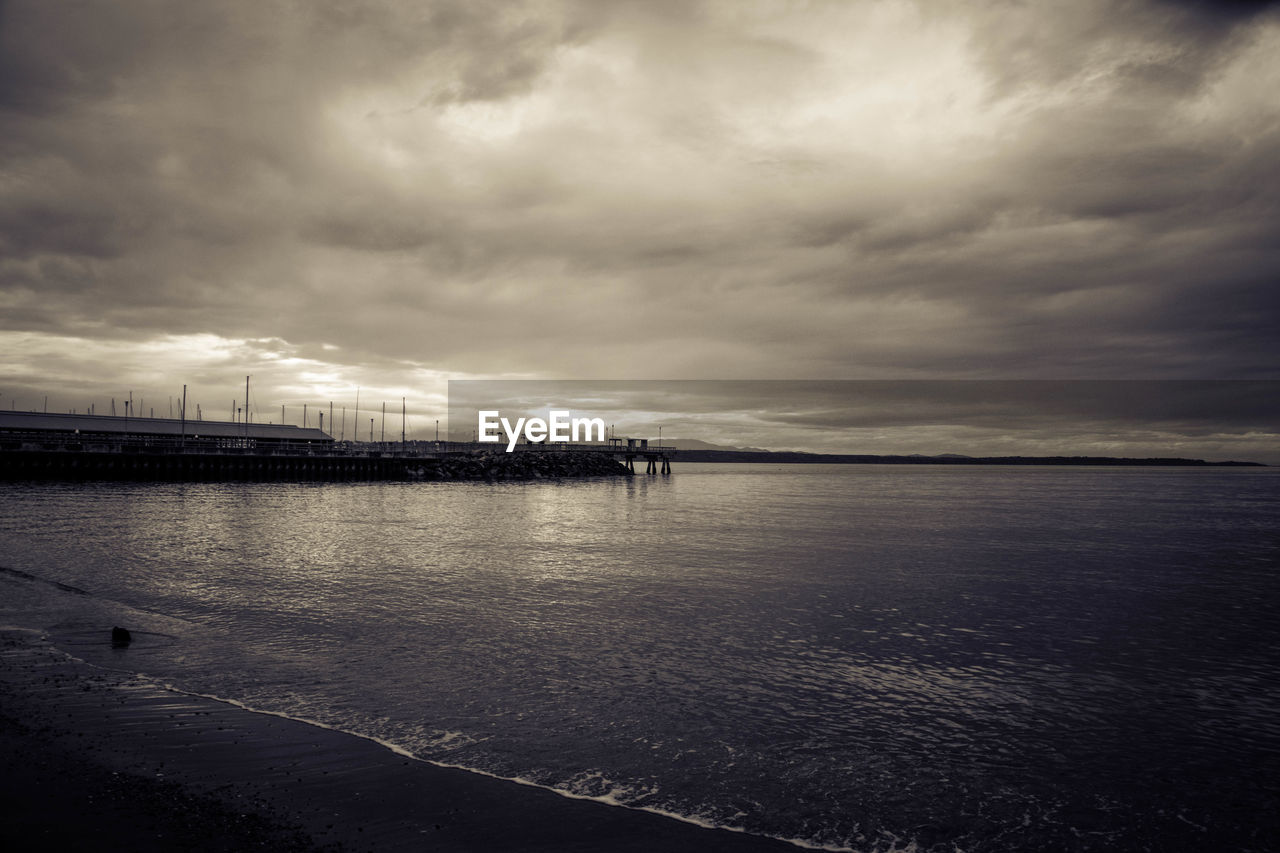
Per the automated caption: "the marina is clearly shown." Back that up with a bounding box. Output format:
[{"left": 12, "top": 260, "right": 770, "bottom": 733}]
[{"left": 0, "top": 411, "right": 675, "bottom": 481}]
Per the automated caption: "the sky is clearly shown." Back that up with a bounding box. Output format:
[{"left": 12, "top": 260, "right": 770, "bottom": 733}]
[
  {"left": 2, "top": 1, "right": 1278, "bottom": 454},
  {"left": 447, "top": 379, "right": 1280, "bottom": 461}
]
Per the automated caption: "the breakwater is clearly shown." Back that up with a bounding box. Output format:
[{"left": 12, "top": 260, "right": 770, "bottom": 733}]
[
  {"left": 420, "top": 450, "right": 632, "bottom": 480},
  {"left": 0, "top": 448, "right": 632, "bottom": 482}
]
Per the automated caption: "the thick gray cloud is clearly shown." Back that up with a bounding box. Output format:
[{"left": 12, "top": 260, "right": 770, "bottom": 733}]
[{"left": 1, "top": 0, "right": 1278, "bottom": 435}]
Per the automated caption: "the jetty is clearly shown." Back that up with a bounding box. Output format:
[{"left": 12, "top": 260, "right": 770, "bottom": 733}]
[{"left": 0, "top": 411, "right": 675, "bottom": 481}]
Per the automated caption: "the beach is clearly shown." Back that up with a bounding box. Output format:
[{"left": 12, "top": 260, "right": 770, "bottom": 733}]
[{"left": 0, "top": 628, "right": 795, "bottom": 852}]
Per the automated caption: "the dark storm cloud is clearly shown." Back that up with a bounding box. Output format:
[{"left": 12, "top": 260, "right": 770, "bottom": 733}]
[
  {"left": 1156, "top": 0, "right": 1280, "bottom": 21},
  {"left": 964, "top": 0, "right": 1271, "bottom": 94},
  {"left": 1, "top": 0, "right": 1278, "bottom": 419}
]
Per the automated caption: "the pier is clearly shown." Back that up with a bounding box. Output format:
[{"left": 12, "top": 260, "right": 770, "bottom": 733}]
[
  {"left": 0, "top": 411, "right": 674, "bottom": 481},
  {"left": 595, "top": 437, "right": 673, "bottom": 474},
  {"left": 507, "top": 437, "right": 674, "bottom": 474}
]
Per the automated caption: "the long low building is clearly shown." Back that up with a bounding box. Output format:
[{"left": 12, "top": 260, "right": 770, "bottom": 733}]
[
  {"left": 0, "top": 410, "right": 390, "bottom": 480},
  {"left": 0, "top": 410, "right": 332, "bottom": 452}
]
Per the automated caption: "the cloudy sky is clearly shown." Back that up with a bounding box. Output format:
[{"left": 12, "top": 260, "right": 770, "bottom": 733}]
[{"left": 2, "top": 0, "right": 1278, "bottom": 450}]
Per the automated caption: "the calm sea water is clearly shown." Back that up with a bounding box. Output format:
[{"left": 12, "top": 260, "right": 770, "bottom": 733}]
[{"left": 2, "top": 464, "right": 1278, "bottom": 851}]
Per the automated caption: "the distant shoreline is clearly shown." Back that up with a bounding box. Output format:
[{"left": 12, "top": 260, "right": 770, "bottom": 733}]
[{"left": 674, "top": 450, "right": 1267, "bottom": 467}]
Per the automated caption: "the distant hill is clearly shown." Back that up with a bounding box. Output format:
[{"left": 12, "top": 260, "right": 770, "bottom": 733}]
[
  {"left": 673, "top": 449, "right": 1265, "bottom": 467},
  {"left": 665, "top": 439, "right": 773, "bottom": 452}
]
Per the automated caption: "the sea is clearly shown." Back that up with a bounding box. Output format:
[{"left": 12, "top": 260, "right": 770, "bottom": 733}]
[{"left": 1, "top": 463, "right": 1278, "bottom": 852}]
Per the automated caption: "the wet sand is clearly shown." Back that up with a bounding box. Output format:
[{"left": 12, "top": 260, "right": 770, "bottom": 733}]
[{"left": 0, "top": 629, "right": 798, "bottom": 852}]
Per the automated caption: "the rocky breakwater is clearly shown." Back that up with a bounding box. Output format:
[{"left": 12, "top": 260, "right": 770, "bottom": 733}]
[{"left": 420, "top": 451, "right": 632, "bottom": 481}]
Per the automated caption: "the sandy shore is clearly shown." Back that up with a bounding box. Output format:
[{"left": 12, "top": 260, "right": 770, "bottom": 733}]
[{"left": 0, "top": 629, "right": 799, "bottom": 852}]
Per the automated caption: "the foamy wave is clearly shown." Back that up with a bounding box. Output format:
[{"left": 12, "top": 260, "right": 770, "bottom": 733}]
[
  {"left": 149, "top": 682, "right": 862, "bottom": 851},
  {"left": 31, "top": 630, "right": 861, "bottom": 853},
  {"left": 424, "top": 729, "right": 474, "bottom": 750},
  {"left": 563, "top": 769, "right": 660, "bottom": 806}
]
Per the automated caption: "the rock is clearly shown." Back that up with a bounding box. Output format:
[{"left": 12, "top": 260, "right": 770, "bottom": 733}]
[
  {"left": 111, "top": 626, "right": 132, "bottom": 647},
  {"left": 422, "top": 450, "right": 633, "bottom": 480}
]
